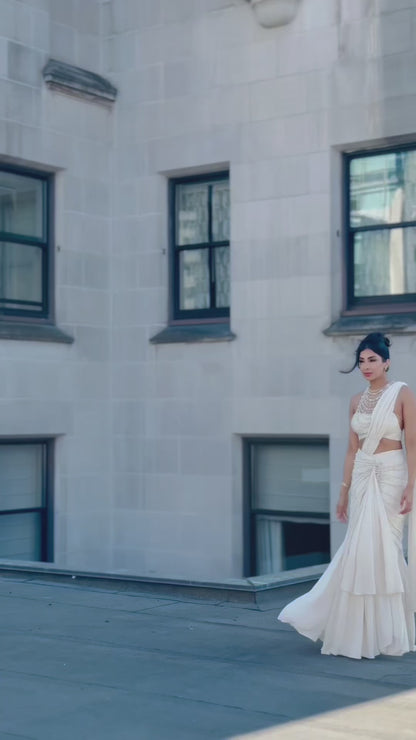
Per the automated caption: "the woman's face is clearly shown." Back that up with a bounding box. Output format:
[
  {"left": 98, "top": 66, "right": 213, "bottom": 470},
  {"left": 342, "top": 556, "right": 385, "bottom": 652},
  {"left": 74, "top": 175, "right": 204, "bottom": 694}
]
[{"left": 358, "top": 348, "right": 389, "bottom": 381}]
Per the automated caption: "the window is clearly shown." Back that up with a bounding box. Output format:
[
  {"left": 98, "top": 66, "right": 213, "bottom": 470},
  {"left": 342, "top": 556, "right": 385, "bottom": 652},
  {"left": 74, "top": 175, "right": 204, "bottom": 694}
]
[
  {"left": 245, "top": 439, "right": 330, "bottom": 577},
  {"left": 0, "top": 166, "right": 52, "bottom": 319},
  {"left": 0, "top": 440, "right": 53, "bottom": 562},
  {"left": 346, "top": 145, "right": 416, "bottom": 311},
  {"left": 171, "top": 172, "right": 230, "bottom": 320}
]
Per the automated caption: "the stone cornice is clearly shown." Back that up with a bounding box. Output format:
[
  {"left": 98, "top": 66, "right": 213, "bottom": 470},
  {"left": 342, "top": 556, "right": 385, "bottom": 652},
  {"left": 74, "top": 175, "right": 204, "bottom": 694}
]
[
  {"left": 42, "top": 59, "right": 117, "bottom": 106},
  {"left": 247, "top": 0, "right": 301, "bottom": 28}
]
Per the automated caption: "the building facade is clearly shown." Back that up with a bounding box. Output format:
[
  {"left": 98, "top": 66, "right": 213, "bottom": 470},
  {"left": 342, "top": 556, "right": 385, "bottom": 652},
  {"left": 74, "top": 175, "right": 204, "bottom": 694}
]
[{"left": 0, "top": 0, "right": 416, "bottom": 582}]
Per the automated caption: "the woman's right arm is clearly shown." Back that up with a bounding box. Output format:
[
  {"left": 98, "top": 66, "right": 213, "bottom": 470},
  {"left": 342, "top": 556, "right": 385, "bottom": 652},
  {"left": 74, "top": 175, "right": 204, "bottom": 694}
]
[{"left": 336, "top": 396, "right": 359, "bottom": 523}]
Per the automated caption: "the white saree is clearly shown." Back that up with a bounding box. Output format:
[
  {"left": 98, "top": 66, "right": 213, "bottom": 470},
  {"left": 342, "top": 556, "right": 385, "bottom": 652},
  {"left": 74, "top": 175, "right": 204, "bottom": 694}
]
[{"left": 278, "top": 381, "right": 416, "bottom": 659}]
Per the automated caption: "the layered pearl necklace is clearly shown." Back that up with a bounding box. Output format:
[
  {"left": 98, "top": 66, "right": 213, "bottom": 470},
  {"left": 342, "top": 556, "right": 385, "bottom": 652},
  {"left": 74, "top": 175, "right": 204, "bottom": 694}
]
[{"left": 357, "top": 383, "right": 390, "bottom": 414}]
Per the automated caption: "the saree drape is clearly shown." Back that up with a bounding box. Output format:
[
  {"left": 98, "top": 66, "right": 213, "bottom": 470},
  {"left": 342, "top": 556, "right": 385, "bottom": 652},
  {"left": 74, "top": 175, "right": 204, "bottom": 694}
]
[{"left": 278, "top": 381, "right": 416, "bottom": 659}]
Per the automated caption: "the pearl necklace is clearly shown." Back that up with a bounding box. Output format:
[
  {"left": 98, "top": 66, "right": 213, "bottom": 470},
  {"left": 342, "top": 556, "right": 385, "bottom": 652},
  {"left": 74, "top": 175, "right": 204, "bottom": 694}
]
[{"left": 357, "top": 383, "right": 390, "bottom": 414}]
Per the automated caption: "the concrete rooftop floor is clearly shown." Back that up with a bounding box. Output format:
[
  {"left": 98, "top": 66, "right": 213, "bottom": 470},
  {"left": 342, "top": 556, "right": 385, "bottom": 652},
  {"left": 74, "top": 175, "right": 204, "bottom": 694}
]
[{"left": 1, "top": 574, "right": 416, "bottom": 739}]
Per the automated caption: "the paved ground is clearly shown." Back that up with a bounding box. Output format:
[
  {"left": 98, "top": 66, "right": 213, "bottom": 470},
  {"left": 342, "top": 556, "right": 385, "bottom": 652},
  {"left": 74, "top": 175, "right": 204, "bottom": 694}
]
[{"left": 1, "top": 575, "right": 416, "bottom": 740}]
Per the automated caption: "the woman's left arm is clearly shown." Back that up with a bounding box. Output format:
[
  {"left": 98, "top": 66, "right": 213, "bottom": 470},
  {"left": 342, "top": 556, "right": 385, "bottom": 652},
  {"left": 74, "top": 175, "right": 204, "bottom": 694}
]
[{"left": 401, "top": 386, "right": 416, "bottom": 514}]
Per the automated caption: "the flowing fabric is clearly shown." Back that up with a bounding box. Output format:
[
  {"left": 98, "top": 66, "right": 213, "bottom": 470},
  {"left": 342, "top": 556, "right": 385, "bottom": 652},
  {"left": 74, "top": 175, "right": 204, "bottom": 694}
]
[{"left": 278, "top": 381, "right": 416, "bottom": 659}]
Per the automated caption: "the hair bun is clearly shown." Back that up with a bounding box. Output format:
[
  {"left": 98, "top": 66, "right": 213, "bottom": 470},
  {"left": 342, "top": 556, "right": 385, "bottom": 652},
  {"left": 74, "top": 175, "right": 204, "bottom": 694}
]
[{"left": 341, "top": 332, "right": 391, "bottom": 373}]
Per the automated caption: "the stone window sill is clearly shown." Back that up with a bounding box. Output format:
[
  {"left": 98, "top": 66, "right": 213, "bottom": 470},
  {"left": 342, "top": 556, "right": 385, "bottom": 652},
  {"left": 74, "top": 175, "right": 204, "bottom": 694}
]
[
  {"left": 150, "top": 323, "right": 236, "bottom": 345},
  {"left": 0, "top": 321, "right": 74, "bottom": 344},
  {"left": 324, "top": 313, "right": 416, "bottom": 337}
]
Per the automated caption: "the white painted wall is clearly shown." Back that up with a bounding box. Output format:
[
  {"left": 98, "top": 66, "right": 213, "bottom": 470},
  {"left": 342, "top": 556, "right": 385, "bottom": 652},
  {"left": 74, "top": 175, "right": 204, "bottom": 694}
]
[{"left": 0, "top": 0, "right": 415, "bottom": 579}]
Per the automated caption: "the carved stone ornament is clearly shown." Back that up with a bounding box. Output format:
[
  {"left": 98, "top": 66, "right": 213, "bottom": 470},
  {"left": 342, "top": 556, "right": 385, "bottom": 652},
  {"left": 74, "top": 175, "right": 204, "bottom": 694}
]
[
  {"left": 248, "top": 0, "right": 301, "bottom": 28},
  {"left": 42, "top": 59, "right": 118, "bottom": 106}
]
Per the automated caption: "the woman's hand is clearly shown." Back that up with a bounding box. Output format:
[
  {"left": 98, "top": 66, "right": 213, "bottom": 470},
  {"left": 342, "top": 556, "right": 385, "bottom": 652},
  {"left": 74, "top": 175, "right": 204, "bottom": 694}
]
[
  {"left": 400, "top": 485, "right": 414, "bottom": 515},
  {"left": 336, "top": 492, "right": 348, "bottom": 523}
]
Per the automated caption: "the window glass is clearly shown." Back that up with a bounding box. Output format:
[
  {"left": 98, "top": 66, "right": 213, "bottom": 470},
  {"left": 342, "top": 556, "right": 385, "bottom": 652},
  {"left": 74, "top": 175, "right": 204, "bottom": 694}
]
[
  {"left": 0, "top": 441, "right": 49, "bottom": 563},
  {"left": 250, "top": 441, "right": 330, "bottom": 576},
  {"left": 255, "top": 517, "right": 330, "bottom": 574},
  {"left": 0, "top": 242, "right": 43, "bottom": 310},
  {"left": 350, "top": 150, "right": 416, "bottom": 228},
  {"left": 179, "top": 249, "right": 210, "bottom": 310},
  {"left": 0, "top": 444, "right": 44, "bottom": 511},
  {"left": 0, "top": 168, "right": 49, "bottom": 319},
  {"left": 0, "top": 512, "right": 42, "bottom": 560},
  {"left": 173, "top": 173, "right": 230, "bottom": 319},
  {"left": 212, "top": 180, "right": 230, "bottom": 242},
  {"left": 353, "top": 226, "right": 416, "bottom": 298},
  {"left": 176, "top": 182, "right": 208, "bottom": 246},
  {"left": 214, "top": 246, "right": 230, "bottom": 308},
  {"left": 0, "top": 171, "right": 44, "bottom": 239},
  {"left": 348, "top": 147, "right": 416, "bottom": 306},
  {"left": 252, "top": 444, "right": 329, "bottom": 514}
]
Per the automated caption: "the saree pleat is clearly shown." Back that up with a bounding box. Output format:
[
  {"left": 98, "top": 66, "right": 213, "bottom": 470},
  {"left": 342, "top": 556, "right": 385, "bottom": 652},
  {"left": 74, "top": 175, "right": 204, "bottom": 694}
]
[{"left": 278, "top": 382, "right": 416, "bottom": 659}]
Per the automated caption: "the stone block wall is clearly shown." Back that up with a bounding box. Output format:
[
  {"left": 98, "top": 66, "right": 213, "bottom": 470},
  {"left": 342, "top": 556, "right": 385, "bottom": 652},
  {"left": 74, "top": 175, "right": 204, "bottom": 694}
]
[
  {"left": 0, "top": 0, "right": 415, "bottom": 580},
  {"left": 0, "top": 0, "right": 112, "bottom": 572}
]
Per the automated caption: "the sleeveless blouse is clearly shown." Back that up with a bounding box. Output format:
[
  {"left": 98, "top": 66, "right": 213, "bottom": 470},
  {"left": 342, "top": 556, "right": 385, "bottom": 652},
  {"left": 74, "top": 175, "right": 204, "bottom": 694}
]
[{"left": 351, "top": 411, "right": 402, "bottom": 441}]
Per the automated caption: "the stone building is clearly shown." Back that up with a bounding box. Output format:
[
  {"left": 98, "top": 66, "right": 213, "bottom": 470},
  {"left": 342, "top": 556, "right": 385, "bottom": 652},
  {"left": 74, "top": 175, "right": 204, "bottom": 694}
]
[{"left": 0, "top": 0, "right": 415, "bottom": 583}]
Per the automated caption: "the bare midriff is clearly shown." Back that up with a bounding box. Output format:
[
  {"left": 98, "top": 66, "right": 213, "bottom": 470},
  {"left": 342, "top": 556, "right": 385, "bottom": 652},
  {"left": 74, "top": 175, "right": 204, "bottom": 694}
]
[{"left": 358, "top": 438, "right": 402, "bottom": 454}]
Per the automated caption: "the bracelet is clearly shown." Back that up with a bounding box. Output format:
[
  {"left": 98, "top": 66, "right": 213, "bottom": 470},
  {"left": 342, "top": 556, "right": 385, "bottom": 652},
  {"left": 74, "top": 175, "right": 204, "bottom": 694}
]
[{"left": 341, "top": 482, "right": 349, "bottom": 488}]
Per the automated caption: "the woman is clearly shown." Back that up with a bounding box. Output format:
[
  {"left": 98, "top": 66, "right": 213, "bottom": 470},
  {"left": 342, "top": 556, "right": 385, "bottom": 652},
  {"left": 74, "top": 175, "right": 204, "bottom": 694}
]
[{"left": 278, "top": 333, "right": 416, "bottom": 659}]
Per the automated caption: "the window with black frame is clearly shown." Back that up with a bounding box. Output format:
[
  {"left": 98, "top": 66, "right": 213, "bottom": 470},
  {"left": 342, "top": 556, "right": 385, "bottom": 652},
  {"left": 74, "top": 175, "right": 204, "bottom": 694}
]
[
  {"left": 0, "top": 167, "right": 51, "bottom": 319},
  {"left": 0, "top": 440, "right": 53, "bottom": 562},
  {"left": 346, "top": 146, "right": 416, "bottom": 310},
  {"left": 246, "top": 439, "right": 330, "bottom": 577},
  {"left": 171, "top": 173, "right": 230, "bottom": 320}
]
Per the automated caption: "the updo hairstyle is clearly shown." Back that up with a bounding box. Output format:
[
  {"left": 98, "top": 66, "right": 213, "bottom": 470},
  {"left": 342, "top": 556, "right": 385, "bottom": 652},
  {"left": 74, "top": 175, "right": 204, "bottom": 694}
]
[{"left": 342, "top": 332, "right": 391, "bottom": 374}]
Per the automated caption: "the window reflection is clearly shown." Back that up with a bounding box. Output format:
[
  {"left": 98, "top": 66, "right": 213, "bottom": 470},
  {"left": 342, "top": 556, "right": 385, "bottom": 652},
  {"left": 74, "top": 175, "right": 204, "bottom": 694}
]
[
  {"left": 249, "top": 441, "right": 330, "bottom": 575},
  {"left": 350, "top": 149, "right": 416, "bottom": 300},
  {"left": 176, "top": 182, "right": 208, "bottom": 246},
  {"left": 0, "top": 172, "right": 44, "bottom": 238},
  {"left": 173, "top": 174, "right": 230, "bottom": 317},
  {"left": 179, "top": 249, "right": 210, "bottom": 310},
  {"left": 354, "top": 227, "right": 416, "bottom": 297},
  {"left": 0, "top": 168, "right": 49, "bottom": 317}
]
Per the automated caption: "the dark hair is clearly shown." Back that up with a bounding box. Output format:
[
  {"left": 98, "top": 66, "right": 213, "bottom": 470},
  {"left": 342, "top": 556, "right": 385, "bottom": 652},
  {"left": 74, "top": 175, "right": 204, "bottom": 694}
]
[{"left": 341, "top": 332, "right": 391, "bottom": 373}]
